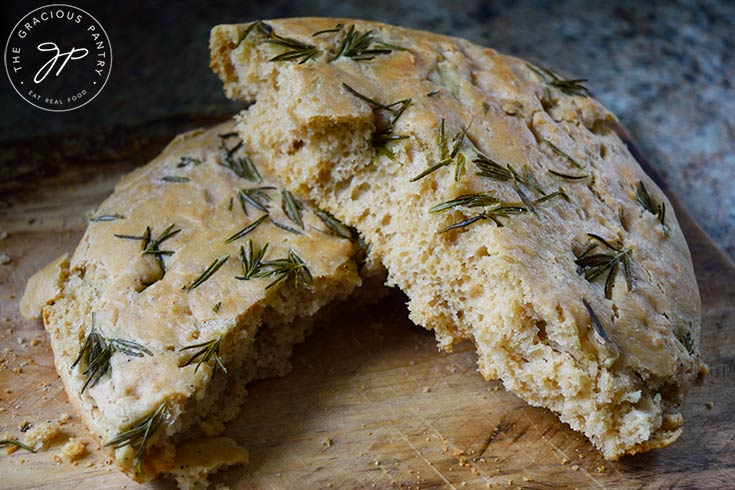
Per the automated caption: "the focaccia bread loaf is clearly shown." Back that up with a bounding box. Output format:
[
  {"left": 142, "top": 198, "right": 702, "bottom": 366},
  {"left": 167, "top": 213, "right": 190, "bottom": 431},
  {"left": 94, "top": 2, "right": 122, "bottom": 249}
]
[
  {"left": 210, "top": 18, "right": 706, "bottom": 459},
  {"left": 20, "top": 120, "right": 380, "bottom": 487}
]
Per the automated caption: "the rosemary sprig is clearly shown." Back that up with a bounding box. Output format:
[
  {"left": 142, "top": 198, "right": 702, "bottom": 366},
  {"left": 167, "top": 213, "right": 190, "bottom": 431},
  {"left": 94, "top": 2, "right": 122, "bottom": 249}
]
[
  {"left": 330, "top": 24, "right": 403, "bottom": 62},
  {"left": 238, "top": 186, "right": 275, "bottom": 215},
  {"left": 0, "top": 439, "right": 36, "bottom": 453},
  {"left": 527, "top": 63, "right": 590, "bottom": 97},
  {"left": 439, "top": 206, "right": 527, "bottom": 233},
  {"left": 315, "top": 209, "right": 356, "bottom": 241},
  {"left": 180, "top": 337, "right": 227, "bottom": 375},
  {"left": 256, "top": 249, "right": 313, "bottom": 289},
  {"left": 116, "top": 224, "right": 181, "bottom": 274},
  {"left": 428, "top": 193, "right": 500, "bottom": 213},
  {"left": 225, "top": 214, "right": 269, "bottom": 243},
  {"left": 90, "top": 214, "right": 123, "bottom": 222},
  {"left": 574, "top": 234, "right": 632, "bottom": 299},
  {"left": 411, "top": 119, "right": 467, "bottom": 182},
  {"left": 177, "top": 156, "right": 201, "bottom": 167},
  {"left": 342, "top": 83, "right": 411, "bottom": 161},
  {"left": 235, "top": 239, "right": 269, "bottom": 280},
  {"left": 142, "top": 224, "right": 181, "bottom": 273},
  {"left": 271, "top": 219, "right": 303, "bottom": 235},
  {"left": 676, "top": 329, "right": 695, "bottom": 355},
  {"left": 474, "top": 155, "right": 548, "bottom": 207},
  {"left": 235, "top": 21, "right": 320, "bottom": 63},
  {"left": 105, "top": 403, "right": 167, "bottom": 474},
  {"left": 543, "top": 139, "right": 583, "bottom": 168},
  {"left": 431, "top": 190, "right": 566, "bottom": 233},
  {"left": 182, "top": 255, "right": 229, "bottom": 292},
  {"left": 281, "top": 189, "right": 304, "bottom": 229},
  {"left": 635, "top": 181, "right": 668, "bottom": 232},
  {"left": 218, "top": 135, "right": 262, "bottom": 183},
  {"left": 72, "top": 319, "right": 152, "bottom": 393}
]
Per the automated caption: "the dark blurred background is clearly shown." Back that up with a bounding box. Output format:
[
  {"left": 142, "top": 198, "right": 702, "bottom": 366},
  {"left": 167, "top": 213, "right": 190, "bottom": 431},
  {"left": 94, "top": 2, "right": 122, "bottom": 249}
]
[{"left": 1, "top": 0, "right": 733, "bottom": 258}]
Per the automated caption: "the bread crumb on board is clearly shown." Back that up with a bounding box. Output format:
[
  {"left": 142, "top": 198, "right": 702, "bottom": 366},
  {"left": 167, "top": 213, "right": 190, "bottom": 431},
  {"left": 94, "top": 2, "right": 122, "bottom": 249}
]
[
  {"left": 60, "top": 437, "right": 87, "bottom": 462},
  {"left": 23, "top": 420, "right": 61, "bottom": 451}
]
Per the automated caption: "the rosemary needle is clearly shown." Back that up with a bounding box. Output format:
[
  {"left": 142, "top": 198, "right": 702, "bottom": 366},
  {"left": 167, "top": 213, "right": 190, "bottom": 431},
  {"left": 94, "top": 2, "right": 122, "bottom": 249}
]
[
  {"left": 225, "top": 214, "right": 269, "bottom": 243},
  {"left": 105, "top": 403, "right": 167, "bottom": 474},
  {"left": 281, "top": 189, "right": 304, "bottom": 229},
  {"left": 0, "top": 439, "right": 36, "bottom": 453},
  {"left": 90, "top": 214, "right": 123, "bottom": 222},
  {"left": 182, "top": 255, "right": 230, "bottom": 291},
  {"left": 180, "top": 337, "right": 227, "bottom": 375}
]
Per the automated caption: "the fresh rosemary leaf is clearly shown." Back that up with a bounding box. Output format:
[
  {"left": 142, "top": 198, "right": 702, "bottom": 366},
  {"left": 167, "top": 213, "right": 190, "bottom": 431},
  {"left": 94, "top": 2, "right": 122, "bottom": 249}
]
[
  {"left": 532, "top": 189, "right": 568, "bottom": 206},
  {"left": 410, "top": 159, "right": 451, "bottom": 182},
  {"left": 281, "top": 189, "right": 304, "bottom": 229},
  {"left": 474, "top": 154, "right": 512, "bottom": 181},
  {"left": 312, "top": 23, "right": 344, "bottom": 36},
  {"left": 548, "top": 169, "right": 588, "bottom": 180},
  {"left": 219, "top": 136, "right": 262, "bottom": 183},
  {"left": 180, "top": 337, "right": 227, "bottom": 375},
  {"left": 90, "top": 214, "right": 123, "bottom": 222},
  {"left": 543, "top": 139, "right": 582, "bottom": 168},
  {"left": 212, "top": 301, "right": 222, "bottom": 313},
  {"left": 226, "top": 214, "right": 269, "bottom": 243},
  {"left": 109, "top": 338, "right": 153, "bottom": 358},
  {"left": 0, "top": 439, "right": 36, "bottom": 453},
  {"left": 635, "top": 181, "right": 668, "bottom": 231},
  {"left": 412, "top": 119, "right": 467, "bottom": 181},
  {"left": 239, "top": 187, "right": 274, "bottom": 215},
  {"left": 427, "top": 90, "right": 440, "bottom": 97},
  {"left": 582, "top": 298, "right": 611, "bottom": 342},
  {"left": 342, "top": 83, "right": 411, "bottom": 161},
  {"left": 183, "top": 255, "right": 230, "bottom": 291},
  {"left": 315, "top": 209, "right": 355, "bottom": 241},
  {"left": 161, "top": 176, "right": 190, "bottom": 183},
  {"left": 271, "top": 219, "right": 303, "bottom": 235},
  {"left": 342, "top": 83, "right": 393, "bottom": 111},
  {"left": 676, "top": 330, "right": 695, "bottom": 355},
  {"left": 330, "top": 24, "right": 400, "bottom": 62},
  {"left": 429, "top": 193, "right": 500, "bottom": 213},
  {"left": 105, "top": 403, "right": 167, "bottom": 474},
  {"left": 438, "top": 204, "right": 528, "bottom": 233},
  {"left": 235, "top": 21, "right": 262, "bottom": 48},
  {"left": 177, "top": 156, "right": 201, "bottom": 167},
  {"left": 527, "top": 64, "right": 590, "bottom": 97},
  {"left": 234, "top": 21, "right": 319, "bottom": 63},
  {"left": 72, "top": 317, "right": 152, "bottom": 393},
  {"left": 255, "top": 249, "right": 313, "bottom": 289},
  {"left": 574, "top": 234, "right": 632, "bottom": 299},
  {"left": 235, "top": 239, "right": 269, "bottom": 280}
]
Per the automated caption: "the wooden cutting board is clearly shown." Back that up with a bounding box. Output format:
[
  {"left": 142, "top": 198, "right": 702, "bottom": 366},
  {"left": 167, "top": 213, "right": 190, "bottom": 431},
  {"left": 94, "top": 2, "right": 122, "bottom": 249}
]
[{"left": 0, "top": 115, "right": 733, "bottom": 489}]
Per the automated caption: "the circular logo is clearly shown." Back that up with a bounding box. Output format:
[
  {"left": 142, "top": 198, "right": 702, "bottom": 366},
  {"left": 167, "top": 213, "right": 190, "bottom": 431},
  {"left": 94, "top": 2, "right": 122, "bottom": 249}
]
[{"left": 4, "top": 4, "right": 112, "bottom": 112}]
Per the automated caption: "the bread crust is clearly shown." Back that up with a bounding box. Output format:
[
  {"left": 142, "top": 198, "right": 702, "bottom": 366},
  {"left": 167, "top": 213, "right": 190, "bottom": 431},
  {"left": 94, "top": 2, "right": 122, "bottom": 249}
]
[
  {"left": 210, "top": 17, "right": 706, "bottom": 459},
  {"left": 22, "top": 120, "right": 371, "bottom": 483}
]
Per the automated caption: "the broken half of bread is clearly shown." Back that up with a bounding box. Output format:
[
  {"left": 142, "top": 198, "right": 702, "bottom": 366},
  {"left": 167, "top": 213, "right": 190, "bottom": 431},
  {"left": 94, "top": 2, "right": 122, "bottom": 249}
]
[
  {"left": 20, "top": 120, "right": 380, "bottom": 487},
  {"left": 210, "top": 17, "right": 707, "bottom": 460}
]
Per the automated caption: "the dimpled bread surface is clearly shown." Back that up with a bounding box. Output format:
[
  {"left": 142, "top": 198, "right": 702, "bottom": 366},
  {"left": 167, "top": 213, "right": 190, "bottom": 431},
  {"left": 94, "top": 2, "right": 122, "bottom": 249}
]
[
  {"left": 20, "top": 119, "right": 377, "bottom": 486},
  {"left": 210, "top": 17, "right": 706, "bottom": 460}
]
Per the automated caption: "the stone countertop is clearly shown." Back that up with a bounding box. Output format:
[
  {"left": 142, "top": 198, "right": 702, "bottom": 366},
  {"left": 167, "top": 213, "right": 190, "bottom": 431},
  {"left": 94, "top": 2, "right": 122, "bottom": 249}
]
[{"left": 2, "top": 0, "right": 733, "bottom": 259}]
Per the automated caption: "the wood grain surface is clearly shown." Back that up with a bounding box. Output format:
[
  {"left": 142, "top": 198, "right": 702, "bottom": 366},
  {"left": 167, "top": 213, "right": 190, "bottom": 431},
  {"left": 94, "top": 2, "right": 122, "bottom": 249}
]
[{"left": 0, "top": 116, "right": 733, "bottom": 489}]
